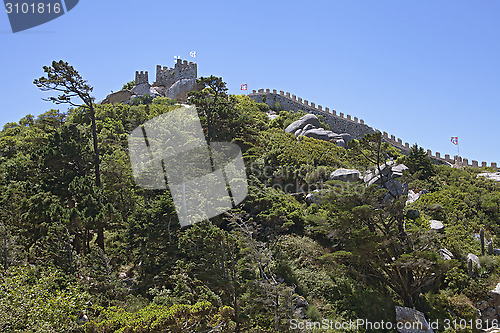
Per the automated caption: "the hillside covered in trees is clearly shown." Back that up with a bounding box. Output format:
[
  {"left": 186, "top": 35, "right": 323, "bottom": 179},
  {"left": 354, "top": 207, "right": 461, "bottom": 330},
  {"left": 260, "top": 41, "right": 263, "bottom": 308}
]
[{"left": 1, "top": 67, "right": 500, "bottom": 332}]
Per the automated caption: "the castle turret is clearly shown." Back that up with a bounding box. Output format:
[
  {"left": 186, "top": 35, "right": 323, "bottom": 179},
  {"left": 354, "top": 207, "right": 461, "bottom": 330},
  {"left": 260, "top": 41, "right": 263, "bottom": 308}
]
[{"left": 135, "top": 71, "right": 149, "bottom": 85}]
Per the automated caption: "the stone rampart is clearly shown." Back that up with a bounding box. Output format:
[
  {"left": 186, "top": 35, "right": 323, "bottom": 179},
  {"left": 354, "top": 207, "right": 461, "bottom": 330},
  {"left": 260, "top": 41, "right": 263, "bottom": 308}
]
[
  {"left": 249, "top": 89, "right": 374, "bottom": 140},
  {"left": 249, "top": 89, "right": 499, "bottom": 171}
]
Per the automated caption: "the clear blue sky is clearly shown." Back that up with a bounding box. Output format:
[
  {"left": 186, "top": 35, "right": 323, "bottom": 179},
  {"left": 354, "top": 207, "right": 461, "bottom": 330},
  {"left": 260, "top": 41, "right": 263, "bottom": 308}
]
[{"left": 1, "top": 1, "right": 499, "bottom": 164}]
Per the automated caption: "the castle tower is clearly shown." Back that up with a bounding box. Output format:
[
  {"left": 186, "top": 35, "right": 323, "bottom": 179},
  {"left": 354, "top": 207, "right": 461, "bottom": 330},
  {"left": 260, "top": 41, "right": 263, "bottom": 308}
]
[
  {"left": 155, "top": 59, "right": 197, "bottom": 87},
  {"left": 135, "top": 71, "right": 149, "bottom": 85}
]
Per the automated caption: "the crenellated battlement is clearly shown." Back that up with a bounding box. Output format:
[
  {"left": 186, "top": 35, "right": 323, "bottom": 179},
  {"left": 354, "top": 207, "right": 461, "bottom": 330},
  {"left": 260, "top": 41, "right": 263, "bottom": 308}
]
[
  {"left": 253, "top": 89, "right": 367, "bottom": 125},
  {"left": 155, "top": 59, "right": 197, "bottom": 88},
  {"left": 249, "top": 89, "right": 499, "bottom": 171},
  {"left": 135, "top": 71, "right": 149, "bottom": 85}
]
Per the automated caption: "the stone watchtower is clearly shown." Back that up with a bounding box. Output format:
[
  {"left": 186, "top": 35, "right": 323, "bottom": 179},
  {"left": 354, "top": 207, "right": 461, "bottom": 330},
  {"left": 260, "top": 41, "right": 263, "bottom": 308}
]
[
  {"left": 135, "top": 71, "right": 149, "bottom": 85},
  {"left": 155, "top": 59, "right": 197, "bottom": 87}
]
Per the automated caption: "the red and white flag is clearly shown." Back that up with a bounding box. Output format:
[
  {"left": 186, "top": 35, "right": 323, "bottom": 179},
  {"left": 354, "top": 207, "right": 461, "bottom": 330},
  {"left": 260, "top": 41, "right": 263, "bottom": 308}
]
[
  {"left": 241, "top": 84, "right": 247, "bottom": 91},
  {"left": 451, "top": 137, "right": 458, "bottom": 145}
]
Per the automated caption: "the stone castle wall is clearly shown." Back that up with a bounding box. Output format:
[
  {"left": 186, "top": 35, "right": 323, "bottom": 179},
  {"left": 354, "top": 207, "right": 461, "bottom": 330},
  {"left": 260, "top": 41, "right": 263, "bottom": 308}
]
[
  {"left": 249, "top": 89, "right": 499, "bottom": 170},
  {"left": 155, "top": 59, "right": 197, "bottom": 87},
  {"left": 249, "top": 89, "right": 374, "bottom": 140}
]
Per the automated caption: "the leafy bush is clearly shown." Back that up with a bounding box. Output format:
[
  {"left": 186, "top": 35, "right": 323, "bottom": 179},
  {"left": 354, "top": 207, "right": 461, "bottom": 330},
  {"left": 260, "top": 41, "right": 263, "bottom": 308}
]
[
  {"left": 405, "top": 144, "right": 435, "bottom": 180},
  {"left": 121, "top": 81, "right": 135, "bottom": 91},
  {"left": 0, "top": 266, "right": 89, "bottom": 332},
  {"left": 85, "top": 301, "right": 235, "bottom": 333},
  {"left": 130, "top": 93, "right": 153, "bottom": 106},
  {"left": 152, "top": 96, "right": 176, "bottom": 105}
]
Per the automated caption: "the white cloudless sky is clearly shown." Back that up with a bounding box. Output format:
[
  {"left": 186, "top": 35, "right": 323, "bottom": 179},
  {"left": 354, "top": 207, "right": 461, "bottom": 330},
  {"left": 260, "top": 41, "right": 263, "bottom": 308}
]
[{"left": 0, "top": 0, "right": 498, "bottom": 163}]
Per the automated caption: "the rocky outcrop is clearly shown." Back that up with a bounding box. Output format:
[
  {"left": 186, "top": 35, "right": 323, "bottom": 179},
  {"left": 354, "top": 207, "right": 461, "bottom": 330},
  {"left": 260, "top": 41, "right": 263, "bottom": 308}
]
[
  {"left": 330, "top": 169, "right": 361, "bottom": 182},
  {"left": 285, "top": 114, "right": 352, "bottom": 147},
  {"left": 395, "top": 306, "right": 434, "bottom": 333},
  {"left": 429, "top": 220, "right": 445, "bottom": 232},
  {"left": 305, "top": 190, "right": 326, "bottom": 205},
  {"left": 406, "top": 190, "right": 423, "bottom": 206},
  {"left": 364, "top": 161, "right": 404, "bottom": 186},
  {"left": 478, "top": 172, "right": 500, "bottom": 182},
  {"left": 101, "top": 90, "right": 133, "bottom": 105},
  {"left": 131, "top": 84, "right": 163, "bottom": 99},
  {"left": 467, "top": 253, "right": 481, "bottom": 277},
  {"left": 392, "top": 163, "right": 409, "bottom": 177},
  {"left": 363, "top": 161, "right": 409, "bottom": 197},
  {"left": 164, "top": 78, "right": 198, "bottom": 101},
  {"left": 476, "top": 284, "right": 500, "bottom": 325},
  {"left": 293, "top": 296, "right": 309, "bottom": 319},
  {"left": 301, "top": 128, "right": 340, "bottom": 141},
  {"left": 438, "top": 248, "right": 454, "bottom": 260},
  {"left": 285, "top": 114, "right": 321, "bottom": 133}
]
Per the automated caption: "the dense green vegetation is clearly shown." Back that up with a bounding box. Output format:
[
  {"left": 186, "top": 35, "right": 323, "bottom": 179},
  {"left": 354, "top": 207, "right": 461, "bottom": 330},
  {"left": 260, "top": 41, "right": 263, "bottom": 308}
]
[{"left": 0, "top": 70, "right": 499, "bottom": 332}]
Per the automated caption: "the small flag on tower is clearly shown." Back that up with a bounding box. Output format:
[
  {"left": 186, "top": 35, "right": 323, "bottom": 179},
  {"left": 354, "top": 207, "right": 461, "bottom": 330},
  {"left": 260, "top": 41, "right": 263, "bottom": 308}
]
[
  {"left": 241, "top": 84, "right": 247, "bottom": 91},
  {"left": 451, "top": 137, "right": 458, "bottom": 145}
]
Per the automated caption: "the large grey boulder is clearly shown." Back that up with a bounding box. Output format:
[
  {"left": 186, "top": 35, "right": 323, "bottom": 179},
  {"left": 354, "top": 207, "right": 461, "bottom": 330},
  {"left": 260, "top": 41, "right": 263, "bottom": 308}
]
[
  {"left": 406, "top": 190, "right": 421, "bottom": 206},
  {"left": 364, "top": 169, "right": 409, "bottom": 197},
  {"left": 267, "top": 113, "right": 279, "bottom": 120},
  {"left": 429, "top": 220, "right": 445, "bottom": 232},
  {"left": 467, "top": 253, "right": 481, "bottom": 277},
  {"left": 378, "top": 160, "right": 397, "bottom": 175},
  {"left": 285, "top": 114, "right": 322, "bottom": 133},
  {"left": 339, "top": 133, "right": 353, "bottom": 143},
  {"left": 131, "top": 84, "right": 163, "bottom": 99},
  {"left": 392, "top": 164, "right": 409, "bottom": 177},
  {"left": 295, "top": 124, "right": 315, "bottom": 136},
  {"left": 330, "top": 169, "right": 361, "bottom": 182},
  {"left": 478, "top": 172, "right": 500, "bottom": 182},
  {"left": 305, "top": 190, "right": 325, "bottom": 205},
  {"left": 131, "top": 83, "right": 152, "bottom": 96},
  {"left": 101, "top": 90, "right": 133, "bottom": 105},
  {"left": 385, "top": 179, "right": 409, "bottom": 197},
  {"left": 302, "top": 124, "right": 315, "bottom": 132},
  {"left": 438, "top": 248, "right": 454, "bottom": 260},
  {"left": 164, "top": 78, "right": 197, "bottom": 101},
  {"left": 395, "top": 306, "right": 434, "bottom": 333},
  {"left": 335, "top": 139, "right": 346, "bottom": 148},
  {"left": 300, "top": 128, "right": 340, "bottom": 141},
  {"left": 365, "top": 161, "right": 397, "bottom": 181},
  {"left": 489, "top": 283, "right": 500, "bottom": 307}
]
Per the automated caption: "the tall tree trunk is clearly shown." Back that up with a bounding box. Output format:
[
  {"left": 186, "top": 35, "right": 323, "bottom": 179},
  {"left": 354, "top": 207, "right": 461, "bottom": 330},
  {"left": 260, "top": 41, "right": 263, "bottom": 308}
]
[
  {"left": 89, "top": 105, "right": 101, "bottom": 188},
  {"left": 89, "top": 105, "right": 104, "bottom": 251}
]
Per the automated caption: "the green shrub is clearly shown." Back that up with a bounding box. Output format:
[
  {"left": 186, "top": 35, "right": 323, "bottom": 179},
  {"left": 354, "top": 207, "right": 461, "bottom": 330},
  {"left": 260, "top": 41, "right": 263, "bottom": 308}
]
[
  {"left": 121, "top": 81, "right": 135, "bottom": 90},
  {"left": 85, "top": 301, "right": 235, "bottom": 333},
  {"left": 152, "top": 96, "right": 175, "bottom": 105},
  {"left": 0, "top": 266, "right": 89, "bottom": 332},
  {"left": 130, "top": 93, "right": 153, "bottom": 106}
]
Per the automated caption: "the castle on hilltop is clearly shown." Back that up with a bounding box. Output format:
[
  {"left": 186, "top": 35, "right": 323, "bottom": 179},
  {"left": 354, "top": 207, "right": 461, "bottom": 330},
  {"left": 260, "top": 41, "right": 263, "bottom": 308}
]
[
  {"left": 101, "top": 59, "right": 199, "bottom": 105},
  {"left": 101, "top": 63, "right": 497, "bottom": 171}
]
